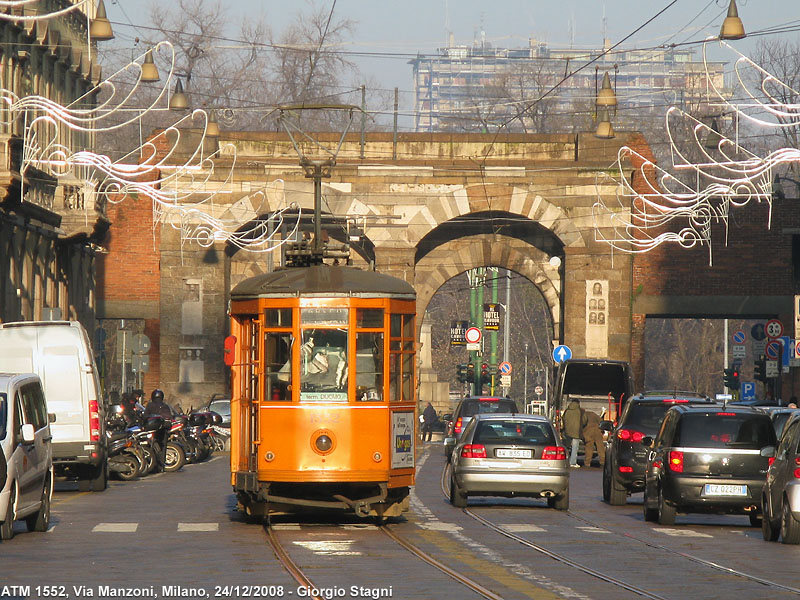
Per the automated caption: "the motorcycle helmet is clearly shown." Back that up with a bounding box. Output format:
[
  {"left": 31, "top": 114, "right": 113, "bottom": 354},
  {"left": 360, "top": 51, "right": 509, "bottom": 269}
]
[{"left": 151, "top": 389, "right": 165, "bottom": 403}]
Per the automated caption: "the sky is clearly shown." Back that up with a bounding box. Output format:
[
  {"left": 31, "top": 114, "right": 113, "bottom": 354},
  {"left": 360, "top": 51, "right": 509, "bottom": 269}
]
[{"left": 102, "top": 1, "right": 800, "bottom": 127}]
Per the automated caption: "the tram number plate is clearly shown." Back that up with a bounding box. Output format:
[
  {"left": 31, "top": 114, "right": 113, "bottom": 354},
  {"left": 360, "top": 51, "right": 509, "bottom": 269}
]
[
  {"left": 703, "top": 484, "right": 747, "bottom": 496},
  {"left": 496, "top": 448, "right": 531, "bottom": 459}
]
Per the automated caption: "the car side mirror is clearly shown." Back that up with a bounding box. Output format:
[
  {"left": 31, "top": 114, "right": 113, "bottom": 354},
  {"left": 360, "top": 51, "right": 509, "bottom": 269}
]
[
  {"left": 48, "top": 413, "right": 56, "bottom": 423},
  {"left": 760, "top": 446, "right": 776, "bottom": 458},
  {"left": 598, "top": 420, "right": 613, "bottom": 432},
  {"left": 641, "top": 436, "right": 653, "bottom": 448},
  {"left": 21, "top": 423, "right": 35, "bottom": 444}
]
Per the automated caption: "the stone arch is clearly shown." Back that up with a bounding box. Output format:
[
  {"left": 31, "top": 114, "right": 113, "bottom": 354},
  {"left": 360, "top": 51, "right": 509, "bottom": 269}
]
[
  {"left": 406, "top": 183, "right": 586, "bottom": 250},
  {"left": 414, "top": 234, "right": 561, "bottom": 343}
]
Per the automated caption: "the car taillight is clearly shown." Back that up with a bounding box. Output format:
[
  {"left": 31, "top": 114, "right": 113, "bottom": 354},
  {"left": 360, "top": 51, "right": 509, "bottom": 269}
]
[
  {"left": 542, "top": 446, "right": 566, "bottom": 460},
  {"left": 666, "top": 399, "right": 689, "bottom": 403},
  {"left": 768, "top": 457, "right": 776, "bottom": 466},
  {"left": 460, "top": 444, "right": 487, "bottom": 458},
  {"left": 794, "top": 468, "right": 800, "bottom": 479},
  {"left": 716, "top": 412, "right": 736, "bottom": 416},
  {"left": 454, "top": 417, "right": 463, "bottom": 435},
  {"left": 618, "top": 466, "right": 634, "bottom": 473},
  {"left": 89, "top": 400, "right": 101, "bottom": 442},
  {"left": 617, "top": 429, "right": 644, "bottom": 442},
  {"left": 668, "top": 450, "right": 684, "bottom": 473}
]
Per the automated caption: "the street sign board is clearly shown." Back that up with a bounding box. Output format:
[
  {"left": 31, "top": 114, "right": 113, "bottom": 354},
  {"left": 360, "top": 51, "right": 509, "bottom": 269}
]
[
  {"left": 779, "top": 336, "right": 793, "bottom": 366},
  {"left": 466, "top": 342, "right": 480, "bottom": 351},
  {"left": 715, "top": 393, "right": 733, "bottom": 401},
  {"left": 483, "top": 303, "right": 500, "bottom": 331},
  {"left": 796, "top": 294, "right": 800, "bottom": 349},
  {"left": 732, "top": 345, "right": 746, "bottom": 359},
  {"left": 766, "top": 360, "right": 779, "bottom": 378},
  {"left": 464, "top": 327, "right": 482, "bottom": 344},
  {"left": 766, "top": 340, "right": 782, "bottom": 360},
  {"left": 740, "top": 381, "right": 756, "bottom": 402},
  {"left": 498, "top": 361, "right": 512, "bottom": 375},
  {"left": 732, "top": 330, "right": 746, "bottom": 344},
  {"left": 766, "top": 319, "right": 784, "bottom": 339},
  {"left": 752, "top": 339, "right": 766, "bottom": 355},
  {"left": 534, "top": 385, "right": 544, "bottom": 395},
  {"left": 450, "top": 320, "right": 468, "bottom": 346},
  {"left": 553, "top": 344, "right": 572, "bottom": 364},
  {"left": 751, "top": 323, "right": 766, "bottom": 341},
  {"left": 500, "top": 375, "right": 511, "bottom": 387}
]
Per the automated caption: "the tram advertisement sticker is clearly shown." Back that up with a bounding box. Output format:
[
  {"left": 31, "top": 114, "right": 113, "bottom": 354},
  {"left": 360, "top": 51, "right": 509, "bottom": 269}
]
[{"left": 392, "top": 411, "right": 415, "bottom": 468}]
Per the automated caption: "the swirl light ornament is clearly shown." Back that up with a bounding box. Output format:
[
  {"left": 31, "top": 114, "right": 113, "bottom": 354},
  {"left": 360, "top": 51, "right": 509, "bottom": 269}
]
[
  {"left": 9, "top": 40, "right": 300, "bottom": 253},
  {"left": 0, "top": 0, "right": 92, "bottom": 21},
  {"left": 593, "top": 40, "right": 796, "bottom": 265}
]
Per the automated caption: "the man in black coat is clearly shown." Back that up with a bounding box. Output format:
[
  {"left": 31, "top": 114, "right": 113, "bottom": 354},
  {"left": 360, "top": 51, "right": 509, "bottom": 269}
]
[{"left": 421, "top": 402, "right": 438, "bottom": 443}]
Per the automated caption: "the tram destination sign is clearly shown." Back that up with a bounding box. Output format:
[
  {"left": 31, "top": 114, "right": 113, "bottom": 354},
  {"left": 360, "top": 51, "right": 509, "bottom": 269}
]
[{"left": 483, "top": 303, "right": 501, "bottom": 330}]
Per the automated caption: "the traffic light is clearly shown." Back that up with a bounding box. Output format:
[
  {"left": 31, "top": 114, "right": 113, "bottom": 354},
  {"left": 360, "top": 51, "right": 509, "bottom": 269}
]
[
  {"left": 723, "top": 367, "right": 740, "bottom": 390},
  {"left": 480, "top": 362, "right": 490, "bottom": 384},
  {"left": 466, "top": 363, "right": 475, "bottom": 381},
  {"left": 456, "top": 364, "right": 467, "bottom": 382},
  {"left": 754, "top": 357, "right": 767, "bottom": 382}
]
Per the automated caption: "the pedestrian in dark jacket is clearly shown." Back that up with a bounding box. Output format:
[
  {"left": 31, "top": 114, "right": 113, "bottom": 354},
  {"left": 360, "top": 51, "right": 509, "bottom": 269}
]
[
  {"left": 562, "top": 398, "right": 588, "bottom": 468},
  {"left": 144, "top": 389, "right": 171, "bottom": 471},
  {"left": 582, "top": 410, "right": 605, "bottom": 467},
  {"left": 422, "top": 402, "right": 438, "bottom": 442}
]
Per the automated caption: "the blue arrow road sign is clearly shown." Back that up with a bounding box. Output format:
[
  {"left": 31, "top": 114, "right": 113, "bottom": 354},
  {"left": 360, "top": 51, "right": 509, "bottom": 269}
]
[
  {"left": 553, "top": 345, "right": 572, "bottom": 364},
  {"left": 751, "top": 323, "right": 766, "bottom": 341},
  {"left": 779, "top": 336, "right": 793, "bottom": 366},
  {"left": 741, "top": 381, "right": 756, "bottom": 402}
]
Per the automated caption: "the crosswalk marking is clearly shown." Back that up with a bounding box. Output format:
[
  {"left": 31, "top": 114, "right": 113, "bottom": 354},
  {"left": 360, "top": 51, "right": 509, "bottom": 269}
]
[
  {"left": 93, "top": 523, "right": 138, "bottom": 532},
  {"left": 500, "top": 524, "right": 546, "bottom": 533},
  {"left": 177, "top": 522, "right": 218, "bottom": 532},
  {"left": 576, "top": 526, "right": 611, "bottom": 534},
  {"left": 416, "top": 521, "right": 463, "bottom": 532},
  {"left": 292, "top": 540, "right": 361, "bottom": 556},
  {"left": 655, "top": 528, "right": 712, "bottom": 538}
]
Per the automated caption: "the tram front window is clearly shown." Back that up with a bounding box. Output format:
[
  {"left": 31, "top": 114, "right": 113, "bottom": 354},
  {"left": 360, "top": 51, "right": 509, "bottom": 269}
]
[
  {"left": 300, "top": 329, "right": 348, "bottom": 402},
  {"left": 356, "top": 332, "right": 383, "bottom": 402}
]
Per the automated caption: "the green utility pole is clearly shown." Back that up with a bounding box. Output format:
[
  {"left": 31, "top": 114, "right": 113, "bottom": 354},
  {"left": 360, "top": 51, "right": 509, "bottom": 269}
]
[
  {"left": 490, "top": 268, "right": 498, "bottom": 395},
  {"left": 476, "top": 268, "right": 485, "bottom": 395},
  {"left": 469, "top": 272, "right": 477, "bottom": 395}
]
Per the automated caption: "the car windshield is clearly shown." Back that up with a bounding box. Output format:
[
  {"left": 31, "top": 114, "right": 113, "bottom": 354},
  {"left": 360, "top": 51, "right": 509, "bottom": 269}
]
[
  {"left": 462, "top": 399, "right": 517, "bottom": 418},
  {"left": 473, "top": 420, "right": 555, "bottom": 445},
  {"left": 675, "top": 413, "right": 776, "bottom": 450},
  {"left": 0, "top": 392, "right": 5, "bottom": 440},
  {"left": 625, "top": 403, "right": 674, "bottom": 435},
  {"left": 209, "top": 400, "right": 230, "bottom": 414}
]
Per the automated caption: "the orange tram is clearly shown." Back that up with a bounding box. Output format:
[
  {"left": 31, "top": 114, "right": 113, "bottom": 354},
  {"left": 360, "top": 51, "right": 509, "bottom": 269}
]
[{"left": 227, "top": 264, "right": 417, "bottom": 519}]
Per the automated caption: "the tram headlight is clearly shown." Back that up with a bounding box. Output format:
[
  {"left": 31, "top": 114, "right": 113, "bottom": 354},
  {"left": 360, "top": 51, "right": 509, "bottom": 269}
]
[{"left": 315, "top": 435, "right": 333, "bottom": 453}]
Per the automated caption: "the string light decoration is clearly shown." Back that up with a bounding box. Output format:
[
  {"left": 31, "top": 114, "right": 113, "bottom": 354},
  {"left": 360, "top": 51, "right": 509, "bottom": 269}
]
[
  {"left": 5, "top": 40, "right": 300, "bottom": 253},
  {"left": 592, "top": 40, "right": 795, "bottom": 265},
  {"left": 0, "top": 0, "right": 91, "bottom": 21}
]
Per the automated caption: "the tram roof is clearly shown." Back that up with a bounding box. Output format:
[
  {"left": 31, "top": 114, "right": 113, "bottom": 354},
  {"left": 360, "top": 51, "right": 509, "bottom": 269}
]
[{"left": 231, "top": 264, "right": 416, "bottom": 299}]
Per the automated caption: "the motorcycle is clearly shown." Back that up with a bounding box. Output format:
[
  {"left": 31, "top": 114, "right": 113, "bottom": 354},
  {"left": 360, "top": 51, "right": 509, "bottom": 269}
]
[{"left": 105, "top": 411, "right": 145, "bottom": 481}]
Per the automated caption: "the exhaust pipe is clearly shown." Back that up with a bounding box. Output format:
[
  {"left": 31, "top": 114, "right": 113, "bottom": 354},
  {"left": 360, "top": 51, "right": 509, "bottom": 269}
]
[{"left": 541, "top": 490, "right": 556, "bottom": 498}]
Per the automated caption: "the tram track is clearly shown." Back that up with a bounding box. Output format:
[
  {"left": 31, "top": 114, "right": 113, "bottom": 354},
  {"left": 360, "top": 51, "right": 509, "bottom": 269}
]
[
  {"left": 439, "top": 462, "right": 800, "bottom": 598},
  {"left": 264, "top": 520, "right": 505, "bottom": 600},
  {"left": 439, "top": 463, "right": 668, "bottom": 600}
]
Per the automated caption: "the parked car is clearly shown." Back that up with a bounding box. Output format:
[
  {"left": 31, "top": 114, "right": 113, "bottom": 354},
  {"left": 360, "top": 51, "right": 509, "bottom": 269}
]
[
  {"left": 449, "top": 413, "right": 569, "bottom": 509},
  {"left": 1, "top": 373, "right": 54, "bottom": 540},
  {"left": 762, "top": 411, "right": 800, "bottom": 544},
  {"left": 443, "top": 396, "right": 519, "bottom": 460},
  {"left": 205, "top": 395, "right": 231, "bottom": 428},
  {"left": 0, "top": 321, "right": 107, "bottom": 492},
  {"left": 642, "top": 405, "right": 776, "bottom": 526},
  {"left": 766, "top": 408, "right": 800, "bottom": 440},
  {"left": 602, "top": 391, "right": 715, "bottom": 505}
]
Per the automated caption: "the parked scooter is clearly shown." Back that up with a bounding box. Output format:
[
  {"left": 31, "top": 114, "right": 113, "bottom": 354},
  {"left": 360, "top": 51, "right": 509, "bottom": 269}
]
[{"left": 105, "top": 410, "right": 145, "bottom": 480}]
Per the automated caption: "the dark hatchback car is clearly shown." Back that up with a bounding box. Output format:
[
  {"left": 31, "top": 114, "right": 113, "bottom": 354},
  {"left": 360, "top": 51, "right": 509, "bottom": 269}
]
[
  {"left": 602, "top": 391, "right": 715, "bottom": 505},
  {"left": 642, "top": 405, "right": 777, "bottom": 526},
  {"left": 444, "top": 396, "right": 519, "bottom": 460},
  {"left": 762, "top": 411, "right": 800, "bottom": 544}
]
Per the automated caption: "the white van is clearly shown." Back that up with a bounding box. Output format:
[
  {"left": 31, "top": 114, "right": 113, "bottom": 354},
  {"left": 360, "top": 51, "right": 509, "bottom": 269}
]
[
  {"left": 0, "top": 372, "right": 54, "bottom": 539},
  {"left": 0, "top": 322, "right": 107, "bottom": 491}
]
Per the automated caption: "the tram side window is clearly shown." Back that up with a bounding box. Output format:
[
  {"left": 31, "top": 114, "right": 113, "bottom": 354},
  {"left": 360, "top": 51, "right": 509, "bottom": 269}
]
[
  {"left": 266, "top": 332, "right": 292, "bottom": 401},
  {"left": 356, "top": 332, "right": 383, "bottom": 401},
  {"left": 389, "top": 313, "right": 415, "bottom": 403}
]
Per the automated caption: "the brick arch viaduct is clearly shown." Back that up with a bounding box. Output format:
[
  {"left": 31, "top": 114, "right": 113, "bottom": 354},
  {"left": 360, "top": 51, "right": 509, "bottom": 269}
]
[{"left": 97, "top": 130, "right": 800, "bottom": 406}]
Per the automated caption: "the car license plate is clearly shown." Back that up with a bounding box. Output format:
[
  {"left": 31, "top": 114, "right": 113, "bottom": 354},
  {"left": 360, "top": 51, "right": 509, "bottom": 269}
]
[
  {"left": 496, "top": 448, "right": 531, "bottom": 459},
  {"left": 703, "top": 484, "right": 747, "bottom": 496}
]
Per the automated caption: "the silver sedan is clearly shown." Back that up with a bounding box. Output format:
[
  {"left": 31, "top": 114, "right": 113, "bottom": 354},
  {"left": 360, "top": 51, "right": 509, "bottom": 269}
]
[{"left": 449, "top": 413, "right": 570, "bottom": 509}]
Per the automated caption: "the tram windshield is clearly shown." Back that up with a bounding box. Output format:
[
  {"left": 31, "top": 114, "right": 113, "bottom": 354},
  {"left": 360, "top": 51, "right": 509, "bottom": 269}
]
[{"left": 300, "top": 328, "right": 348, "bottom": 402}]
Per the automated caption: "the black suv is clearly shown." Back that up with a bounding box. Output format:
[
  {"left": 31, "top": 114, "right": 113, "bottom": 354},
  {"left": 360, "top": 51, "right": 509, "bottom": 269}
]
[
  {"left": 642, "top": 405, "right": 777, "bottom": 526},
  {"left": 443, "top": 396, "right": 519, "bottom": 460},
  {"left": 602, "top": 391, "right": 714, "bottom": 505}
]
